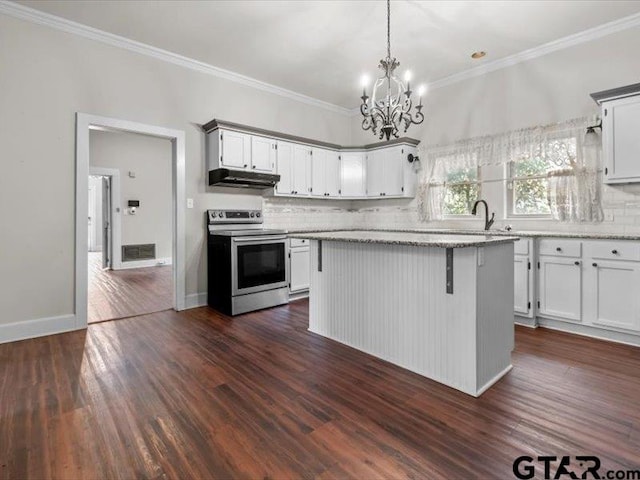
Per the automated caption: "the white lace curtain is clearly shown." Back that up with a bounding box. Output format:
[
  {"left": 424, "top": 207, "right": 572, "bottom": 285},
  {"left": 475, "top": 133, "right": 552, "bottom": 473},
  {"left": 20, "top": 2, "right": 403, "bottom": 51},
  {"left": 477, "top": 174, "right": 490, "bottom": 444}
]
[{"left": 416, "top": 116, "right": 604, "bottom": 223}]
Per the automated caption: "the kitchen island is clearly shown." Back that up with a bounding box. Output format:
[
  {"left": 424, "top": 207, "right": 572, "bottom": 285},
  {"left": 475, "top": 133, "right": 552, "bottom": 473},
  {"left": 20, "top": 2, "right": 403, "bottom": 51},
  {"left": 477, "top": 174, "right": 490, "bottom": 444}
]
[{"left": 292, "top": 230, "right": 519, "bottom": 397}]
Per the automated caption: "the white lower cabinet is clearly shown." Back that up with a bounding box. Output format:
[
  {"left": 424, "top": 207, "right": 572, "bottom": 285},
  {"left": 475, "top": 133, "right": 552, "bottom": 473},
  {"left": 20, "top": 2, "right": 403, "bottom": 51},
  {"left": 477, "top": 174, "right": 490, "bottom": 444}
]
[
  {"left": 289, "top": 239, "right": 310, "bottom": 293},
  {"left": 513, "top": 255, "right": 531, "bottom": 316},
  {"left": 585, "top": 258, "right": 640, "bottom": 332},
  {"left": 538, "top": 256, "right": 582, "bottom": 322}
]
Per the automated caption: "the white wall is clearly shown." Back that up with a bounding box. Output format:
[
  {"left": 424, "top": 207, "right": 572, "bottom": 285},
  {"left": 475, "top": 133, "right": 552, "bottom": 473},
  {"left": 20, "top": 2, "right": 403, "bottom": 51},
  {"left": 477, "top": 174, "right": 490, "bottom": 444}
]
[
  {"left": 90, "top": 129, "right": 172, "bottom": 262},
  {"left": 0, "top": 13, "right": 354, "bottom": 327},
  {"left": 350, "top": 25, "right": 640, "bottom": 235}
]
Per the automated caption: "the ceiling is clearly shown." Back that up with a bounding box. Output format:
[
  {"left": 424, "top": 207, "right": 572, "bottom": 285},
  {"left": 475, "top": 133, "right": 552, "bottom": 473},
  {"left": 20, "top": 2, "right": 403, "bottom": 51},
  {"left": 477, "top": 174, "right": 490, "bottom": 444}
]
[{"left": 16, "top": 0, "right": 640, "bottom": 109}]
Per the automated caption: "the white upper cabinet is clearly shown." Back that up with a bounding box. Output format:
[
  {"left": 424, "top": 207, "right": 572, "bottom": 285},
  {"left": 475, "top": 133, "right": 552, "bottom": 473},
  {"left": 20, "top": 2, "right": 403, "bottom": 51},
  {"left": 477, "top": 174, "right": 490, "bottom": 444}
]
[
  {"left": 292, "top": 144, "right": 311, "bottom": 196},
  {"left": 275, "top": 141, "right": 294, "bottom": 195},
  {"left": 386, "top": 146, "right": 406, "bottom": 196},
  {"left": 250, "top": 136, "right": 276, "bottom": 172},
  {"left": 366, "top": 149, "right": 387, "bottom": 197},
  {"left": 311, "top": 148, "right": 341, "bottom": 197},
  {"left": 220, "top": 130, "right": 251, "bottom": 169},
  {"left": 340, "top": 152, "right": 366, "bottom": 197},
  {"left": 602, "top": 96, "right": 640, "bottom": 183}
]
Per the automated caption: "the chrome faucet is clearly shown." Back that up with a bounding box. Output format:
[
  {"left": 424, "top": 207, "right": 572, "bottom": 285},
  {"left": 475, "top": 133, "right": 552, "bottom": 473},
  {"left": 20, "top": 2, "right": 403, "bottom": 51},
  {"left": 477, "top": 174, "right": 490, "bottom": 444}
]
[{"left": 471, "top": 200, "right": 495, "bottom": 231}]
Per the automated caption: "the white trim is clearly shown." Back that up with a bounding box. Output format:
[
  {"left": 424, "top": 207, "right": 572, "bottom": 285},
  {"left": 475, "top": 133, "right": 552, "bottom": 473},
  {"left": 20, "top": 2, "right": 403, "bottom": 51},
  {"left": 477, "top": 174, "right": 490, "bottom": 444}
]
[
  {"left": 185, "top": 292, "right": 208, "bottom": 309},
  {"left": 3, "top": 1, "right": 640, "bottom": 116},
  {"left": 76, "top": 113, "right": 187, "bottom": 332},
  {"left": 89, "top": 166, "right": 122, "bottom": 269},
  {"left": 117, "top": 257, "right": 172, "bottom": 270},
  {"left": 0, "top": 314, "right": 77, "bottom": 345},
  {"left": 430, "top": 12, "right": 640, "bottom": 90},
  {"left": 0, "top": 0, "right": 351, "bottom": 116},
  {"left": 475, "top": 364, "right": 513, "bottom": 397},
  {"left": 537, "top": 317, "right": 640, "bottom": 348}
]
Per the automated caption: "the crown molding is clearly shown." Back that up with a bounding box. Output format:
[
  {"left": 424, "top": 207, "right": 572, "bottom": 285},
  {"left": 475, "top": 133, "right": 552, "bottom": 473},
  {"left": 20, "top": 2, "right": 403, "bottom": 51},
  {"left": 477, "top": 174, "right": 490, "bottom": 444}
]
[
  {"left": 348, "top": 10, "right": 640, "bottom": 115},
  {"left": 0, "top": 0, "right": 352, "bottom": 116},
  {"left": 2, "top": 0, "right": 640, "bottom": 118},
  {"left": 429, "top": 11, "right": 640, "bottom": 90}
]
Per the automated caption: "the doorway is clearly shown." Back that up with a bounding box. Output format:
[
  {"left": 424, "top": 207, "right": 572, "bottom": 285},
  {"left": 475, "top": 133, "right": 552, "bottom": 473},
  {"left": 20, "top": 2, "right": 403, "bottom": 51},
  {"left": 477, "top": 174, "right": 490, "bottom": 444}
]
[{"left": 75, "top": 114, "right": 186, "bottom": 330}]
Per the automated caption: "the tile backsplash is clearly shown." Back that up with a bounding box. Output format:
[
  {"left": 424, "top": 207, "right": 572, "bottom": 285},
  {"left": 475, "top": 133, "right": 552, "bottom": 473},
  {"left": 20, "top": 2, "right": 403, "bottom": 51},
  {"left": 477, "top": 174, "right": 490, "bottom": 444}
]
[{"left": 263, "top": 182, "right": 640, "bottom": 234}]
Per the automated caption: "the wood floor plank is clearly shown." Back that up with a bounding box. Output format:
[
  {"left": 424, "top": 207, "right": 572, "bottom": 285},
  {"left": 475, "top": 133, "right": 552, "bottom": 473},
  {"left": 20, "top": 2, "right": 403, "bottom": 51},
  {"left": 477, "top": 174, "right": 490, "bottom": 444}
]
[{"left": 1, "top": 299, "right": 640, "bottom": 479}]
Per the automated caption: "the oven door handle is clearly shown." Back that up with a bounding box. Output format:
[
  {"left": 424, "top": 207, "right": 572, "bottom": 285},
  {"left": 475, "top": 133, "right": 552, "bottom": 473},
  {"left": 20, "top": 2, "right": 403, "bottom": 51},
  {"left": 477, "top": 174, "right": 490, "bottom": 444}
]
[{"left": 232, "top": 235, "right": 288, "bottom": 243}]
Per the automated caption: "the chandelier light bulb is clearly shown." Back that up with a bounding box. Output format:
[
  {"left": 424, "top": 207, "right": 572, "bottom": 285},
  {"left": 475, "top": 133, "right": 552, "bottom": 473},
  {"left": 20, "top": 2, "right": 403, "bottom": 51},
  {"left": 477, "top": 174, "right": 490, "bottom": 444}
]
[
  {"left": 404, "top": 70, "right": 412, "bottom": 82},
  {"left": 361, "top": 74, "right": 370, "bottom": 88},
  {"left": 418, "top": 84, "right": 427, "bottom": 97}
]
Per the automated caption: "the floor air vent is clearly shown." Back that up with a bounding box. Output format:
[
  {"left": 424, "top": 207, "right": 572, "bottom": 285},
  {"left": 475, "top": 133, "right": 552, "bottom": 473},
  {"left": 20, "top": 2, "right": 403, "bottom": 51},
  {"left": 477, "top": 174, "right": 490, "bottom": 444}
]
[{"left": 122, "top": 244, "right": 156, "bottom": 262}]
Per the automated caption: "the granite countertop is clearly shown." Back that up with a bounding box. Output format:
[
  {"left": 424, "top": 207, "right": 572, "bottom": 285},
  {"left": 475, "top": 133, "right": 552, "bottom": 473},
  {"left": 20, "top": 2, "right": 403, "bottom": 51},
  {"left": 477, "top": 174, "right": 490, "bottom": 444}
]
[
  {"left": 291, "top": 230, "right": 519, "bottom": 248},
  {"left": 287, "top": 227, "right": 640, "bottom": 241}
]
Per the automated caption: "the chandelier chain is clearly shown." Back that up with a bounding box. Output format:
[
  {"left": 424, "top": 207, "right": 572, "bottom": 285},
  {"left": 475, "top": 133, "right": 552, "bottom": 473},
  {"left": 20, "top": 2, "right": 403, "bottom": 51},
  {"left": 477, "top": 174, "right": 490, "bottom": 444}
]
[{"left": 387, "top": 0, "right": 391, "bottom": 60}]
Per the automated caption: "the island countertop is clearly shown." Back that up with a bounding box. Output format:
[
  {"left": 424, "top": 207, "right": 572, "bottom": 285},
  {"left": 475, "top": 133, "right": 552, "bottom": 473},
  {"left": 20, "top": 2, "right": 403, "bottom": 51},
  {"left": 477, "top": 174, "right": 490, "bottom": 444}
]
[{"left": 292, "top": 230, "right": 519, "bottom": 248}]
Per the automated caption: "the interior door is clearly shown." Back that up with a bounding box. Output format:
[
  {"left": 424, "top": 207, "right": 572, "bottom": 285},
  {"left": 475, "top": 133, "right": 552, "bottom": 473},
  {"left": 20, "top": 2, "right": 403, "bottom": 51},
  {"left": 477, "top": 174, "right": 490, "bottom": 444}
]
[
  {"left": 101, "top": 176, "right": 112, "bottom": 269},
  {"left": 88, "top": 184, "right": 96, "bottom": 251}
]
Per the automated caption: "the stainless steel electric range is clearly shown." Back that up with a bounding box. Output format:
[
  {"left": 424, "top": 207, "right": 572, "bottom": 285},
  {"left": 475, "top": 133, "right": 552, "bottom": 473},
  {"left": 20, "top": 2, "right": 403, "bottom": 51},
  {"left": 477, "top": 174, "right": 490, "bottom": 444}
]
[{"left": 207, "top": 209, "right": 289, "bottom": 315}]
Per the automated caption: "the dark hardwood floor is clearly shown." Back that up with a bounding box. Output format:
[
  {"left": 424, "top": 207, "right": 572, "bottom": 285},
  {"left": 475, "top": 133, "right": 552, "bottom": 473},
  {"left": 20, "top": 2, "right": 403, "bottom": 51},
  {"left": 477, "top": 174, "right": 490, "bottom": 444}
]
[
  {"left": 88, "top": 251, "right": 172, "bottom": 323},
  {"left": 1, "top": 299, "right": 639, "bottom": 479}
]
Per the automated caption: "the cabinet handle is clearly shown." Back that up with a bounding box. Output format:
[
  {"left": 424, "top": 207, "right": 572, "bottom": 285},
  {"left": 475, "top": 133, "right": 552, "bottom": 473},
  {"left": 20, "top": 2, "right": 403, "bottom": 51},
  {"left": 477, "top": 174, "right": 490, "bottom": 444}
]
[
  {"left": 605, "top": 167, "right": 608, "bottom": 175},
  {"left": 574, "top": 261, "right": 580, "bottom": 266},
  {"left": 243, "top": 164, "right": 248, "bottom": 168},
  {"left": 612, "top": 249, "right": 619, "bottom": 255},
  {"left": 592, "top": 263, "right": 598, "bottom": 267},
  {"left": 556, "top": 247, "right": 562, "bottom": 252},
  {"left": 252, "top": 165, "right": 256, "bottom": 169}
]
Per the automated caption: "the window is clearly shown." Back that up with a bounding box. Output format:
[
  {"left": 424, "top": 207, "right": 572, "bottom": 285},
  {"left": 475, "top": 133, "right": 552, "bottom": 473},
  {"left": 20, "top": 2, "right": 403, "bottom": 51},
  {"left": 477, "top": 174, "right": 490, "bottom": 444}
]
[
  {"left": 443, "top": 166, "right": 480, "bottom": 215},
  {"left": 507, "top": 138, "right": 577, "bottom": 216}
]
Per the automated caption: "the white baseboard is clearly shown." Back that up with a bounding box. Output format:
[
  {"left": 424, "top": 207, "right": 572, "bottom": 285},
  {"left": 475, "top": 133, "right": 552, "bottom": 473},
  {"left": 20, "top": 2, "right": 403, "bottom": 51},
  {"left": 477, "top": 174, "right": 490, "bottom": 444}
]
[
  {"left": 476, "top": 364, "right": 513, "bottom": 397},
  {"left": 185, "top": 292, "right": 207, "bottom": 309},
  {"left": 115, "top": 257, "right": 172, "bottom": 270},
  {"left": 514, "top": 315, "right": 537, "bottom": 328},
  {"left": 288, "top": 290, "right": 309, "bottom": 301},
  {"left": 537, "top": 317, "right": 640, "bottom": 347},
  {"left": 0, "top": 314, "right": 80, "bottom": 345}
]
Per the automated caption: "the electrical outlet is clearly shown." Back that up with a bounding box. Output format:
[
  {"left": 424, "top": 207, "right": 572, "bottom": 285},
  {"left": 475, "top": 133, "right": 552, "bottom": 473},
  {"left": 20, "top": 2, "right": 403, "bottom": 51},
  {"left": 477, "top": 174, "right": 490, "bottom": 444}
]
[{"left": 187, "top": 198, "right": 194, "bottom": 209}]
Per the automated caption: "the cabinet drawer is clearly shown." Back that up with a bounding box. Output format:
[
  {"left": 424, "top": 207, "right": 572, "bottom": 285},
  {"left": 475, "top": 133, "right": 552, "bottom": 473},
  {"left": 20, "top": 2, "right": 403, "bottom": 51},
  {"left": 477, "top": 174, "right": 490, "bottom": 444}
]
[
  {"left": 539, "top": 239, "right": 582, "bottom": 258},
  {"left": 290, "top": 238, "right": 309, "bottom": 247},
  {"left": 584, "top": 241, "right": 640, "bottom": 262},
  {"left": 513, "top": 238, "right": 530, "bottom": 255}
]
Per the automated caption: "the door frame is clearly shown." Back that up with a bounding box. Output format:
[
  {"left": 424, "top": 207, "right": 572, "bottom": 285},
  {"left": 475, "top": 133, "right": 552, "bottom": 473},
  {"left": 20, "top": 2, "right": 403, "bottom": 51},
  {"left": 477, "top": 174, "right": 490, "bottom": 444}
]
[
  {"left": 89, "top": 167, "right": 122, "bottom": 269},
  {"left": 75, "top": 113, "right": 186, "bottom": 329}
]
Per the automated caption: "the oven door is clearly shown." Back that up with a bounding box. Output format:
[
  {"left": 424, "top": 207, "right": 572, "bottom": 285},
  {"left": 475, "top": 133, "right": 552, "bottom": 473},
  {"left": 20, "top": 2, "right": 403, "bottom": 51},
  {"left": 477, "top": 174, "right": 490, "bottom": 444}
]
[{"left": 231, "top": 235, "right": 289, "bottom": 296}]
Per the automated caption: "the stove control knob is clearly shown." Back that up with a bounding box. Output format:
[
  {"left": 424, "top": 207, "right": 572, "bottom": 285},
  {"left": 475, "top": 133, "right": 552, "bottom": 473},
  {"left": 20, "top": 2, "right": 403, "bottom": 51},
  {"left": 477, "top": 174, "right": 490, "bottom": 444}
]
[
  {"left": 250, "top": 213, "right": 255, "bottom": 218},
  {"left": 256, "top": 212, "right": 261, "bottom": 218},
  {"left": 218, "top": 212, "right": 224, "bottom": 218}
]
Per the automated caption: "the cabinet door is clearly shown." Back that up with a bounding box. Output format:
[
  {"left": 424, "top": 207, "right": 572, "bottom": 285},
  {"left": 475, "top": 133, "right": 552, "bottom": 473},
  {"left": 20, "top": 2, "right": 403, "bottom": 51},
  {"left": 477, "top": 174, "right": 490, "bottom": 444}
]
[
  {"left": 290, "top": 247, "right": 310, "bottom": 292},
  {"left": 589, "top": 260, "right": 640, "bottom": 332},
  {"left": 292, "top": 145, "right": 310, "bottom": 196},
  {"left": 514, "top": 255, "right": 530, "bottom": 316},
  {"left": 250, "top": 136, "right": 275, "bottom": 172},
  {"left": 275, "top": 141, "right": 294, "bottom": 195},
  {"left": 221, "top": 130, "right": 250, "bottom": 169},
  {"left": 603, "top": 96, "right": 640, "bottom": 183},
  {"left": 325, "top": 151, "right": 341, "bottom": 197},
  {"left": 310, "top": 148, "right": 326, "bottom": 197},
  {"left": 366, "top": 150, "right": 386, "bottom": 197},
  {"left": 539, "top": 257, "right": 582, "bottom": 322},
  {"left": 385, "top": 146, "right": 405, "bottom": 196},
  {"left": 340, "top": 152, "right": 366, "bottom": 197}
]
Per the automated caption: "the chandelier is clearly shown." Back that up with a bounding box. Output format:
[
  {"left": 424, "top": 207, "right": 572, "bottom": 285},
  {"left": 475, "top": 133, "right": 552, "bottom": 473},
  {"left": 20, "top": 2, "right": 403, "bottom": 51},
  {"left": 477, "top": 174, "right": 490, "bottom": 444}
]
[{"left": 360, "top": 0, "right": 425, "bottom": 141}]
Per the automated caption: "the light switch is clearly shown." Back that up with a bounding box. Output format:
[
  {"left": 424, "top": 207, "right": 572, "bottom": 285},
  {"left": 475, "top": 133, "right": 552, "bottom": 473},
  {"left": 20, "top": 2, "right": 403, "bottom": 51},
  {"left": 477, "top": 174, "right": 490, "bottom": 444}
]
[{"left": 187, "top": 198, "right": 194, "bottom": 209}]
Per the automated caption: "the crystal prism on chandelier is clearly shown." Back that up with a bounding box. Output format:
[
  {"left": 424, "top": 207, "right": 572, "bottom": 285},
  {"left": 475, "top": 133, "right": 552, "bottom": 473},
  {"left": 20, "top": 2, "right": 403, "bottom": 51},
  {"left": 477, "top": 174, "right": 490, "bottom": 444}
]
[{"left": 360, "top": 0, "right": 425, "bottom": 141}]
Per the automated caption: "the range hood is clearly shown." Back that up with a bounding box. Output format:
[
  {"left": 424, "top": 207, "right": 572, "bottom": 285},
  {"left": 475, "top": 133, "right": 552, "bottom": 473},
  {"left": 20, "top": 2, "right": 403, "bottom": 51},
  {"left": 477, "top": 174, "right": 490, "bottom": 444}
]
[{"left": 208, "top": 168, "right": 280, "bottom": 189}]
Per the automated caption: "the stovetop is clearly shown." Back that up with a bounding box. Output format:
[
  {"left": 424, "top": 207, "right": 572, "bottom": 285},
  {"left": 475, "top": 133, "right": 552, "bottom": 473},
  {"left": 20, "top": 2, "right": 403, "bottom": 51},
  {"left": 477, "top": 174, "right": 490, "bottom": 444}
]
[{"left": 208, "top": 228, "right": 288, "bottom": 237}]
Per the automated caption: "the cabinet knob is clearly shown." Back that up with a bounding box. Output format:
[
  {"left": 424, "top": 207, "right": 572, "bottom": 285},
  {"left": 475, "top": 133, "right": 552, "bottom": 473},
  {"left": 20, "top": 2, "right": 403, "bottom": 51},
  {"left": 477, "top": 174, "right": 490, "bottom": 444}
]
[
  {"left": 252, "top": 165, "right": 256, "bottom": 169},
  {"left": 592, "top": 262, "right": 598, "bottom": 267},
  {"left": 556, "top": 247, "right": 562, "bottom": 252},
  {"left": 243, "top": 164, "right": 248, "bottom": 168},
  {"left": 612, "top": 249, "right": 619, "bottom": 255},
  {"left": 574, "top": 261, "right": 580, "bottom": 266}
]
